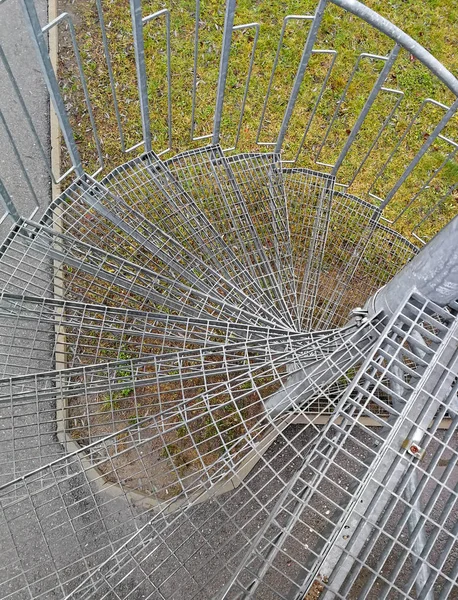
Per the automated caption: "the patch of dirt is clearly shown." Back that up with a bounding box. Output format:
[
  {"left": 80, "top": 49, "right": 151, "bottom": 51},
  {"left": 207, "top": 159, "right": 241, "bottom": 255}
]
[
  {"left": 66, "top": 354, "right": 280, "bottom": 501},
  {"left": 303, "top": 578, "right": 326, "bottom": 599}
]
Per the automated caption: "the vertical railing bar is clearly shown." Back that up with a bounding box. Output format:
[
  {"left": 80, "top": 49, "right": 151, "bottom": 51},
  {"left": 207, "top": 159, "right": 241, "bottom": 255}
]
[
  {"left": 0, "top": 44, "right": 55, "bottom": 184},
  {"left": 331, "top": 44, "right": 400, "bottom": 177},
  {"left": 256, "top": 15, "right": 314, "bottom": 146},
  {"left": 367, "top": 98, "right": 448, "bottom": 200},
  {"left": 316, "top": 52, "right": 392, "bottom": 166},
  {"left": 256, "top": 17, "right": 288, "bottom": 145},
  {"left": 393, "top": 142, "right": 458, "bottom": 225},
  {"left": 190, "top": 0, "right": 201, "bottom": 140},
  {"left": 0, "top": 109, "right": 40, "bottom": 214},
  {"left": 20, "top": 0, "right": 83, "bottom": 176},
  {"left": 315, "top": 53, "right": 366, "bottom": 163},
  {"left": 95, "top": 0, "right": 126, "bottom": 153},
  {"left": 0, "top": 177, "right": 21, "bottom": 223},
  {"left": 274, "top": 0, "right": 328, "bottom": 154},
  {"left": 43, "top": 14, "right": 104, "bottom": 175},
  {"left": 165, "top": 11, "right": 172, "bottom": 152},
  {"left": 345, "top": 87, "right": 404, "bottom": 188},
  {"left": 130, "top": 0, "right": 152, "bottom": 153},
  {"left": 294, "top": 49, "right": 337, "bottom": 163},
  {"left": 380, "top": 97, "right": 458, "bottom": 209},
  {"left": 212, "top": 0, "right": 236, "bottom": 146},
  {"left": 223, "top": 22, "right": 260, "bottom": 152},
  {"left": 142, "top": 9, "right": 173, "bottom": 154},
  {"left": 412, "top": 181, "right": 458, "bottom": 237}
]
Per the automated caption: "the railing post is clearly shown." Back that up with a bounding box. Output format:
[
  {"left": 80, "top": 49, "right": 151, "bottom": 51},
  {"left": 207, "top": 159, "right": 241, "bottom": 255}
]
[
  {"left": 0, "top": 178, "right": 21, "bottom": 223},
  {"left": 212, "top": 0, "right": 237, "bottom": 145},
  {"left": 331, "top": 44, "right": 400, "bottom": 177},
  {"left": 20, "top": 0, "right": 83, "bottom": 177},
  {"left": 130, "top": 0, "right": 152, "bottom": 153},
  {"left": 274, "top": 0, "right": 328, "bottom": 153}
]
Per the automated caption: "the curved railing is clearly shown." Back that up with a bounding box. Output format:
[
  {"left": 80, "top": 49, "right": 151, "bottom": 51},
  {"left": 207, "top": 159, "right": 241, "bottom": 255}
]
[{"left": 0, "top": 0, "right": 457, "bottom": 246}]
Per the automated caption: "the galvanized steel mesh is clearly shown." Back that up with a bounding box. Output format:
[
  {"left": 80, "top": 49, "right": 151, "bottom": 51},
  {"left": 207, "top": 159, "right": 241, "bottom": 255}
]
[{"left": 0, "top": 0, "right": 457, "bottom": 599}]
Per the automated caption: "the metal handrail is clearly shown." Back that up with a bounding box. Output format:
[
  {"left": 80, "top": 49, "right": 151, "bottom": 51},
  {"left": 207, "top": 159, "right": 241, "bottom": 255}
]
[
  {"left": 330, "top": 0, "right": 458, "bottom": 95},
  {"left": 0, "top": 0, "right": 457, "bottom": 246}
]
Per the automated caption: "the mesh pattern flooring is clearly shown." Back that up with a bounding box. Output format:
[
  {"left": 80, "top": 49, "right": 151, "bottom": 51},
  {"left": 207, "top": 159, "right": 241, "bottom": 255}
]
[{"left": 0, "top": 147, "right": 456, "bottom": 600}]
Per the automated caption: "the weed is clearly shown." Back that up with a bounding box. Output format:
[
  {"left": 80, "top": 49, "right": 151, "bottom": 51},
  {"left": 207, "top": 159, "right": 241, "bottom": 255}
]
[
  {"left": 128, "top": 415, "right": 139, "bottom": 426},
  {"left": 160, "top": 444, "right": 180, "bottom": 459},
  {"left": 119, "top": 387, "right": 133, "bottom": 398},
  {"left": 176, "top": 425, "right": 188, "bottom": 438},
  {"left": 100, "top": 394, "right": 120, "bottom": 412}
]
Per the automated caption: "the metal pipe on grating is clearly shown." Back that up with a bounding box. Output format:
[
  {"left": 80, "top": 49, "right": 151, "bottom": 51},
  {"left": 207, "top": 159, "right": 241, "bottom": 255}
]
[
  {"left": 129, "top": 0, "right": 152, "bottom": 153},
  {"left": 212, "top": 0, "right": 236, "bottom": 145}
]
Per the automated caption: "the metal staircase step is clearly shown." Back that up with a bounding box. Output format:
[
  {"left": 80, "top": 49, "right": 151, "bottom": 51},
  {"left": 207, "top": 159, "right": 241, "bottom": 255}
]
[
  {"left": 100, "top": 152, "right": 282, "bottom": 319},
  {"left": 165, "top": 146, "right": 297, "bottom": 329},
  {"left": 0, "top": 217, "right": 280, "bottom": 329},
  {"left": 0, "top": 293, "right": 305, "bottom": 377},
  {"left": 283, "top": 168, "right": 335, "bottom": 331},
  {"left": 43, "top": 176, "right": 285, "bottom": 326},
  {"left": 227, "top": 152, "right": 298, "bottom": 327},
  {"left": 283, "top": 168, "right": 419, "bottom": 331}
]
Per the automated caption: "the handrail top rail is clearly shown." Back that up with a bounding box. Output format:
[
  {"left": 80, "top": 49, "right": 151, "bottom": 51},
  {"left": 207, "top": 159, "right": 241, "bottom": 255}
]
[{"left": 330, "top": 0, "right": 458, "bottom": 96}]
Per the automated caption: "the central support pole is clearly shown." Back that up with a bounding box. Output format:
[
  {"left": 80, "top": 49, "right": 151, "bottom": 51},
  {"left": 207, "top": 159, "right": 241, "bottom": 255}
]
[
  {"left": 368, "top": 214, "right": 458, "bottom": 317},
  {"left": 266, "top": 214, "right": 458, "bottom": 416},
  {"left": 212, "top": 0, "right": 236, "bottom": 145}
]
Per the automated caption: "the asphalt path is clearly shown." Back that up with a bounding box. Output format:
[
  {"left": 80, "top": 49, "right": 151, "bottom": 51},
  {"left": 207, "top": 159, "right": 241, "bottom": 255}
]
[{"left": 0, "top": 0, "right": 50, "bottom": 237}]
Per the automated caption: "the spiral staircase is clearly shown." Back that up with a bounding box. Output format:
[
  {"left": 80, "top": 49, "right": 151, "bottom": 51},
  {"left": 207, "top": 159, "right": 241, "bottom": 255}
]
[{"left": 0, "top": 0, "right": 457, "bottom": 598}]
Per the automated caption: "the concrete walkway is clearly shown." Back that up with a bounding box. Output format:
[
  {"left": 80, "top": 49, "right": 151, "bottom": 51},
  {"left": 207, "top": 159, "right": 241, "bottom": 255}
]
[{"left": 0, "top": 0, "right": 50, "bottom": 238}]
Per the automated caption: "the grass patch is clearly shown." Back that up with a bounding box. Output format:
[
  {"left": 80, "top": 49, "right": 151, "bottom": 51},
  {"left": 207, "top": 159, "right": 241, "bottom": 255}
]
[{"left": 55, "top": 0, "right": 458, "bottom": 244}]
